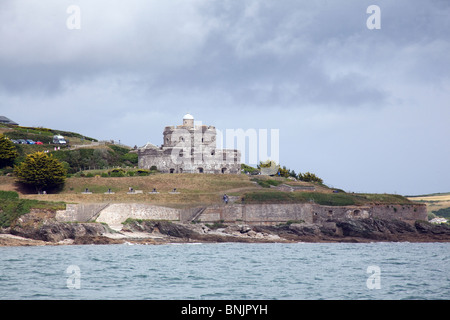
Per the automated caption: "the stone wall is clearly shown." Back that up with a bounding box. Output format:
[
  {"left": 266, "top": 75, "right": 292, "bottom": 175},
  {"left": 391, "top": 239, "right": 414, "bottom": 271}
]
[
  {"left": 95, "top": 204, "right": 180, "bottom": 227},
  {"left": 56, "top": 202, "right": 427, "bottom": 227},
  {"left": 56, "top": 203, "right": 110, "bottom": 222},
  {"left": 195, "top": 203, "right": 426, "bottom": 225},
  {"left": 138, "top": 147, "right": 241, "bottom": 174}
]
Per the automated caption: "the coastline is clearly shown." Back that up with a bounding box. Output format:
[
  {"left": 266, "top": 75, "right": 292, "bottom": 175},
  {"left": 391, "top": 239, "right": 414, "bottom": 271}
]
[{"left": 2, "top": 218, "right": 450, "bottom": 247}]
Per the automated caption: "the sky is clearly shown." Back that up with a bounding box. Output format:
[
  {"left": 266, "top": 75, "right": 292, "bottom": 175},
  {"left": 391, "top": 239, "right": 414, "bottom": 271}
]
[{"left": 0, "top": 0, "right": 449, "bottom": 195}]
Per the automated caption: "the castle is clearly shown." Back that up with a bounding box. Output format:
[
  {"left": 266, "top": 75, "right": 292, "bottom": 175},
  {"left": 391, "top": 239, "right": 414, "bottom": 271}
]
[{"left": 138, "top": 114, "right": 241, "bottom": 174}]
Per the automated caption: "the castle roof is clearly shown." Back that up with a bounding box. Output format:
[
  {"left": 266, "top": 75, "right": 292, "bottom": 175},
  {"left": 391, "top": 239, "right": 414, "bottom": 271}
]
[{"left": 183, "top": 113, "right": 194, "bottom": 120}]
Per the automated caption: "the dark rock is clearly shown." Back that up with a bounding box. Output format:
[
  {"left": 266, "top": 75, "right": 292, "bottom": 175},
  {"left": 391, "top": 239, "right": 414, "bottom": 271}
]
[
  {"left": 73, "top": 236, "right": 124, "bottom": 245},
  {"left": 289, "top": 223, "right": 320, "bottom": 236},
  {"left": 10, "top": 222, "right": 108, "bottom": 243},
  {"left": 415, "top": 220, "right": 450, "bottom": 235},
  {"left": 155, "top": 221, "right": 196, "bottom": 238}
]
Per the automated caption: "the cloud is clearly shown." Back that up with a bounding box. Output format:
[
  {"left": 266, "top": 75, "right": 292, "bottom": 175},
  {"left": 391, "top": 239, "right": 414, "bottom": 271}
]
[{"left": 0, "top": 0, "right": 449, "bottom": 194}]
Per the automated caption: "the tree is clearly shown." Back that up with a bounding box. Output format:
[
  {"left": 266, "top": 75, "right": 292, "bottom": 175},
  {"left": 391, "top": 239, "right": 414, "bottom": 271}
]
[
  {"left": 277, "top": 166, "right": 290, "bottom": 178},
  {"left": 14, "top": 152, "right": 67, "bottom": 192},
  {"left": 298, "top": 172, "right": 323, "bottom": 184},
  {"left": 0, "top": 134, "right": 18, "bottom": 168}
]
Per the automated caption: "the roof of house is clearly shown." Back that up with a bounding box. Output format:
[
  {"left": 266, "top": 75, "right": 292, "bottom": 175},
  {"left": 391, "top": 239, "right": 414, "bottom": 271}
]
[{"left": 0, "top": 116, "right": 18, "bottom": 125}]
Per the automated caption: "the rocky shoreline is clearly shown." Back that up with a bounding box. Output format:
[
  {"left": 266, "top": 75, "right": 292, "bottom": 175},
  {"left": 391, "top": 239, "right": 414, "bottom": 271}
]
[{"left": 1, "top": 210, "right": 450, "bottom": 246}]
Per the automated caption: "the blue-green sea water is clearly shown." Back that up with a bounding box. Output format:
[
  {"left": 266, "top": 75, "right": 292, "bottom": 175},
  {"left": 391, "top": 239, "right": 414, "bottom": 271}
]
[{"left": 0, "top": 242, "right": 448, "bottom": 300}]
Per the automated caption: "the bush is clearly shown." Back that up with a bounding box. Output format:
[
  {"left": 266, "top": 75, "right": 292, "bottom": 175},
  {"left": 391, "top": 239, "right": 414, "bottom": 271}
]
[
  {"left": 14, "top": 152, "right": 67, "bottom": 192},
  {"left": 0, "top": 134, "right": 18, "bottom": 168},
  {"left": 109, "top": 168, "right": 126, "bottom": 177},
  {"left": 432, "top": 207, "right": 450, "bottom": 219},
  {"left": 298, "top": 172, "right": 323, "bottom": 184},
  {"left": 136, "top": 169, "right": 150, "bottom": 176}
]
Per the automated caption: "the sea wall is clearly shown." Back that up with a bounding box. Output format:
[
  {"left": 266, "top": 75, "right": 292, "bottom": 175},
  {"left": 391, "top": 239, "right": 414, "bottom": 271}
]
[
  {"left": 56, "top": 202, "right": 427, "bottom": 226},
  {"left": 95, "top": 204, "right": 179, "bottom": 226}
]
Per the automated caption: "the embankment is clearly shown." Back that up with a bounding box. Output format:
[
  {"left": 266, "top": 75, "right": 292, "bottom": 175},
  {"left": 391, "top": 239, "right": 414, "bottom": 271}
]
[
  {"left": 2, "top": 202, "right": 449, "bottom": 246},
  {"left": 55, "top": 202, "right": 428, "bottom": 226}
]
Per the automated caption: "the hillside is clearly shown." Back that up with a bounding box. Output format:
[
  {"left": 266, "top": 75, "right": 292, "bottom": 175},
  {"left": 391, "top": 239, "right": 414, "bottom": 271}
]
[
  {"left": 0, "top": 172, "right": 415, "bottom": 210},
  {"left": 408, "top": 193, "right": 450, "bottom": 219},
  {"left": 0, "top": 123, "right": 137, "bottom": 173},
  {"left": 0, "top": 123, "right": 418, "bottom": 209}
]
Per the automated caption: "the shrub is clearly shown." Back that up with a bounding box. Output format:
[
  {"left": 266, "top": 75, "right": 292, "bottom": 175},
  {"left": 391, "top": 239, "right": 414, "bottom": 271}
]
[
  {"left": 109, "top": 168, "right": 126, "bottom": 177},
  {"left": 14, "top": 152, "right": 67, "bottom": 192},
  {"left": 298, "top": 172, "right": 323, "bottom": 184},
  {"left": 0, "top": 134, "right": 18, "bottom": 168},
  {"left": 136, "top": 169, "right": 150, "bottom": 176}
]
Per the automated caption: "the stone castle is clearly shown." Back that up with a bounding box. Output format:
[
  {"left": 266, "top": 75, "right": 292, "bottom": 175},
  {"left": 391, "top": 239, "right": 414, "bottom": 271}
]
[{"left": 138, "top": 114, "right": 241, "bottom": 174}]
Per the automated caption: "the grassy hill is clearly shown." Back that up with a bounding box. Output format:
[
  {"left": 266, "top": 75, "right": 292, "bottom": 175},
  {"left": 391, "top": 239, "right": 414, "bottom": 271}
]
[
  {"left": 408, "top": 193, "right": 450, "bottom": 219},
  {"left": 0, "top": 123, "right": 418, "bottom": 210},
  {"left": 0, "top": 124, "right": 137, "bottom": 173},
  {"left": 0, "top": 172, "right": 415, "bottom": 210}
]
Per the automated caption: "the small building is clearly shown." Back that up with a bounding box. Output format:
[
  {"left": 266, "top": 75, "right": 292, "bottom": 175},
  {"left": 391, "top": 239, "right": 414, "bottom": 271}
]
[
  {"left": 0, "top": 116, "right": 18, "bottom": 126},
  {"left": 138, "top": 114, "right": 241, "bottom": 174}
]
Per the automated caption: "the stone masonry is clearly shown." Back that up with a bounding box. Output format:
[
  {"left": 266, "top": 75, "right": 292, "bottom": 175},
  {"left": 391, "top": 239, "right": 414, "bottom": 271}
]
[
  {"left": 56, "top": 202, "right": 427, "bottom": 227},
  {"left": 138, "top": 114, "right": 241, "bottom": 174}
]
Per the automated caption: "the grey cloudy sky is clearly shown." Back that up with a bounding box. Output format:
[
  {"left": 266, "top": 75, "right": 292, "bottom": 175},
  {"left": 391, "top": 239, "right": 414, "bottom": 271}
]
[{"left": 1, "top": 0, "right": 449, "bottom": 195}]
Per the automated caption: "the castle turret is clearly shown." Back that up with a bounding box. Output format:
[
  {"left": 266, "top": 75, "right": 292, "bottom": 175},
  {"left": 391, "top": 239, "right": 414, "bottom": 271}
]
[{"left": 182, "top": 113, "right": 194, "bottom": 128}]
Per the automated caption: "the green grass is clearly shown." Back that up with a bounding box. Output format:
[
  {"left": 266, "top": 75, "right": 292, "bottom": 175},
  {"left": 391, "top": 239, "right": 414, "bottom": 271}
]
[
  {"left": 0, "top": 191, "right": 66, "bottom": 228},
  {"left": 251, "top": 178, "right": 283, "bottom": 188},
  {"left": 243, "top": 191, "right": 413, "bottom": 206}
]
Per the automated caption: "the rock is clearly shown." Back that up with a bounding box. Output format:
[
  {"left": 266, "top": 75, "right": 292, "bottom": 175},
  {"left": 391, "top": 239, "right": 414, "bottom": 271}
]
[
  {"left": 10, "top": 221, "right": 108, "bottom": 243},
  {"left": 289, "top": 223, "right": 320, "bottom": 236},
  {"left": 415, "top": 220, "right": 450, "bottom": 235},
  {"left": 73, "top": 236, "right": 124, "bottom": 245},
  {"left": 155, "top": 221, "right": 196, "bottom": 238},
  {"left": 246, "top": 230, "right": 257, "bottom": 237}
]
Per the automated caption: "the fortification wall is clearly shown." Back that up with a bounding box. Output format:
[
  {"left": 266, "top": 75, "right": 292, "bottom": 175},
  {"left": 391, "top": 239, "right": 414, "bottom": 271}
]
[
  {"left": 56, "top": 203, "right": 109, "bottom": 222},
  {"left": 56, "top": 202, "right": 427, "bottom": 227},
  {"left": 95, "top": 204, "right": 180, "bottom": 227}
]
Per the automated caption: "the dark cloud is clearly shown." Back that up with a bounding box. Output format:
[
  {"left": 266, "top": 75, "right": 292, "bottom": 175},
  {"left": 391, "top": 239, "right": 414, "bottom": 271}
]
[{"left": 0, "top": 0, "right": 448, "bottom": 194}]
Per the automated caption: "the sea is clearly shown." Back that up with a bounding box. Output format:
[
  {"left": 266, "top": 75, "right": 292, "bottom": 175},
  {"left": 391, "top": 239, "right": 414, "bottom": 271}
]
[{"left": 0, "top": 242, "right": 449, "bottom": 300}]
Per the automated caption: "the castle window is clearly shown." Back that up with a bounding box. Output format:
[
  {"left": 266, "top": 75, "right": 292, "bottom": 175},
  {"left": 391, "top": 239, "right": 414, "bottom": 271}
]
[
  {"left": 198, "top": 167, "right": 204, "bottom": 173},
  {"left": 211, "top": 150, "right": 215, "bottom": 156},
  {"left": 170, "top": 168, "right": 175, "bottom": 174},
  {"left": 221, "top": 168, "right": 227, "bottom": 174},
  {"left": 179, "top": 137, "right": 184, "bottom": 142}
]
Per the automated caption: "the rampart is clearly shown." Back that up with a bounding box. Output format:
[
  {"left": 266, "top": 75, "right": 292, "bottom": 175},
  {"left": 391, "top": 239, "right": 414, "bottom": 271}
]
[{"left": 56, "top": 202, "right": 427, "bottom": 227}]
